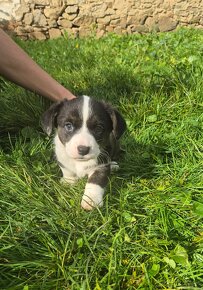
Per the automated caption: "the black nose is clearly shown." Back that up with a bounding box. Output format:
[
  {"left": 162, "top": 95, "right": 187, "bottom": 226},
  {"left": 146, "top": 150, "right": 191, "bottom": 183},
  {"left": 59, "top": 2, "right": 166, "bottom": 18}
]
[{"left": 77, "top": 145, "right": 90, "bottom": 156}]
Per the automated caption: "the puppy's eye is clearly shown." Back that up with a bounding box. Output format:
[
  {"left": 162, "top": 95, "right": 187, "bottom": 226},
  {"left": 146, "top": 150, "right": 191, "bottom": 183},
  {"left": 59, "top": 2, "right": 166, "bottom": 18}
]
[{"left": 65, "top": 122, "right": 74, "bottom": 132}]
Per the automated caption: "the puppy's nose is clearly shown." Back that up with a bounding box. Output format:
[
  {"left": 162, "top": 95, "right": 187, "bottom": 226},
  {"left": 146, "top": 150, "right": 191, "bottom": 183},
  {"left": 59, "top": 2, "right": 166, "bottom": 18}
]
[{"left": 77, "top": 145, "right": 90, "bottom": 156}]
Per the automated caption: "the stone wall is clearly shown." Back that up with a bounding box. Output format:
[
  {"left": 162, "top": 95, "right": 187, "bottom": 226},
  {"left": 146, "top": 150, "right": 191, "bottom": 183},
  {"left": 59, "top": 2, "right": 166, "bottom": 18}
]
[{"left": 0, "top": 0, "right": 202, "bottom": 39}]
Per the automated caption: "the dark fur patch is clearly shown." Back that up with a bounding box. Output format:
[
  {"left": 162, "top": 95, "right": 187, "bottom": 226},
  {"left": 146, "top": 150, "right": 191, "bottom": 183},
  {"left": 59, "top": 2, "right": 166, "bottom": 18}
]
[
  {"left": 56, "top": 98, "right": 83, "bottom": 145},
  {"left": 88, "top": 164, "right": 110, "bottom": 188},
  {"left": 87, "top": 99, "right": 113, "bottom": 145}
]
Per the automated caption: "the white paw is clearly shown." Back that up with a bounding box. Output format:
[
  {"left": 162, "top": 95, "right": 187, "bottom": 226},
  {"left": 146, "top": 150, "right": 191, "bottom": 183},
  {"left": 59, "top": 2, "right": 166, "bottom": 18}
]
[
  {"left": 81, "top": 183, "right": 104, "bottom": 210},
  {"left": 110, "top": 161, "right": 119, "bottom": 172},
  {"left": 60, "top": 176, "right": 78, "bottom": 185}
]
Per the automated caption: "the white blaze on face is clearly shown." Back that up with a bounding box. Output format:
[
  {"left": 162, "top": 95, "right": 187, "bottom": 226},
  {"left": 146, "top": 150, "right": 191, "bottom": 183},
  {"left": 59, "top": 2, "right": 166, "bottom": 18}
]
[
  {"left": 65, "top": 95, "right": 100, "bottom": 159},
  {"left": 82, "top": 95, "right": 90, "bottom": 129}
]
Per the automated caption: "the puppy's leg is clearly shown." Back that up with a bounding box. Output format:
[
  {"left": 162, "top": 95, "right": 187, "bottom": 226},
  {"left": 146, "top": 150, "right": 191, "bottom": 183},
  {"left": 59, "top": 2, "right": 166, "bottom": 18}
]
[
  {"left": 60, "top": 167, "right": 78, "bottom": 185},
  {"left": 81, "top": 165, "right": 110, "bottom": 210}
]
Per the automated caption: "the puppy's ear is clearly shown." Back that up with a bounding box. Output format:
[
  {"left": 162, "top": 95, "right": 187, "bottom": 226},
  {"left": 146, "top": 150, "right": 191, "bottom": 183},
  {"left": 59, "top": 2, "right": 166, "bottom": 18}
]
[
  {"left": 110, "top": 108, "right": 126, "bottom": 139},
  {"left": 103, "top": 103, "right": 126, "bottom": 139},
  {"left": 41, "top": 100, "right": 64, "bottom": 136}
]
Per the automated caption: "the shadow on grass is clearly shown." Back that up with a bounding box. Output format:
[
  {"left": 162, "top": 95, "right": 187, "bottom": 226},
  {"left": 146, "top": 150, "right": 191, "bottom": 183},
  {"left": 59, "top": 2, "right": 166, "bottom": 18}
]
[
  {"left": 75, "top": 66, "right": 178, "bottom": 106},
  {"left": 117, "top": 134, "right": 174, "bottom": 181}
]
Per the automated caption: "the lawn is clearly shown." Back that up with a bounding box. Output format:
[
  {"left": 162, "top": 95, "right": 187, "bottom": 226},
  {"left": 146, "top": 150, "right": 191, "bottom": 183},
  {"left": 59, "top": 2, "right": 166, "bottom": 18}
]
[{"left": 0, "top": 28, "right": 203, "bottom": 290}]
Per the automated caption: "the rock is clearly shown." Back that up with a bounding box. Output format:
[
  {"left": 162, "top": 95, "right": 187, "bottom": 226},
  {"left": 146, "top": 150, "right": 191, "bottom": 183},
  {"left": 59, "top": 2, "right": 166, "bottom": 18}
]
[
  {"left": 141, "top": 2, "right": 153, "bottom": 9},
  {"left": 61, "top": 27, "right": 78, "bottom": 38},
  {"left": 105, "top": 8, "right": 115, "bottom": 15},
  {"left": 110, "top": 14, "right": 120, "bottom": 20},
  {"left": 110, "top": 18, "right": 120, "bottom": 25},
  {"left": 139, "top": 14, "right": 148, "bottom": 25},
  {"left": 15, "top": 26, "right": 27, "bottom": 36},
  {"left": 73, "top": 15, "right": 95, "bottom": 26},
  {"left": 91, "top": 3, "right": 107, "bottom": 13},
  {"left": 131, "top": 25, "right": 149, "bottom": 33},
  {"left": 79, "top": 26, "right": 92, "bottom": 37},
  {"left": 92, "top": 10, "right": 106, "bottom": 18},
  {"left": 71, "top": 27, "right": 79, "bottom": 37},
  {"left": 188, "top": 15, "right": 201, "bottom": 24},
  {"left": 49, "top": 28, "right": 61, "bottom": 38},
  {"left": 30, "top": 31, "right": 46, "bottom": 40},
  {"left": 96, "top": 29, "right": 105, "bottom": 38},
  {"left": 127, "top": 14, "right": 147, "bottom": 25},
  {"left": 115, "top": 6, "right": 128, "bottom": 16},
  {"left": 158, "top": 16, "right": 178, "bottom": 32},
  {"left": 97, "top": 16, "right": 110, "bottom": 25},
  {"left": 120, "top": 17, "right": 127, "bottom": 28},
  {"left": 145, "top": 16, "right": 156, "bottom": 27},
  {"left": 47, "top": 18, "right": 58, "bottom": 28},
  {"left": 179, "top": 16, "right": 189, "bottom": 23},
  {"left": 50, "top": 0, "right": 64, "bottom": 6},
  {"left": 127, "top": 25, "right": 132, "bottom": 34},
  {"left": 128, "top": 9, "right": 137, "bottom": 16},
  {"left": 106, "top": 1, "right": 113, "bottom": 8},
  {"left": 195, "top": 24, "right": 203, "bottom": 29},
  {"left": 33, "top": 0, "right": 50, "bottom": 5},
  {"left": 44, "top": 7, "right": 63, "bottom": 19},
  {"left": 33, "top": 9, "right": 47, "bottom": 26},
  {"left": 145, "top": 16, "right": 159, "bottom": 31},
  {"left": 34, "top": 27, "right": 48, "bottom": 32},
  {"left": 174, "top": 8, "right": 189, "bottom": 17},
  {"left": 106, "top": 25, "right": 114, "bottom": 32},
  {"left": 23, "top": 13, "right": 33, "bottom": 25},
  {"left": 65, "top": 5, "right": 79, "bottom": 14},
  {"left": 15, "top": 5, "right": 30, "bottom": 22},
  {"left": 156, "top": 0, "right": 164, "bottom": 6},
  {"left": 127, "top": 16, "right": 140, "bottom": 26},
  {"left": 24, "top": 25, "right": 34, "bottom": 33},
  {"left": 91, "top": 3, "right": 108, "bottom": 17},
  {"left": 113, "top": 0, "right": 127, "bottom": 10},
  {"left": 97, "top": 23, "right": 106, "bottom": 30},
  {"left": 65, "top": 0, "right": 79, "bottom": 5},
  {"left": 62, "top": 12, "right": 77, "bottom": 21},
  {"left": 114, "top": 25, "right": 122, "bottom": 34},
  {"left": 57, "top": 18, "right": 72, "bottom": 28}
]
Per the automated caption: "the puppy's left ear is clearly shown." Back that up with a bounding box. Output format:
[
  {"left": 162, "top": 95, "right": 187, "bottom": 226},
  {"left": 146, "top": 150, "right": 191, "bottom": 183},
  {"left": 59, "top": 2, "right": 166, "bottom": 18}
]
[
  {"left": 104, "top": 103, "right": 126, "bottom": 139},
  {"left": 41, "top": 100, "right": 64, "bottom": 136}
]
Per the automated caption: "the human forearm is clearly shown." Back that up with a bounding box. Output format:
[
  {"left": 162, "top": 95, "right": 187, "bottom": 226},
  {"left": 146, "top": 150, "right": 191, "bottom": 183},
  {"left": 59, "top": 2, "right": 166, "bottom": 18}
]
[{"left": 0, "top": 29, "right": 75, "bottom": 101}]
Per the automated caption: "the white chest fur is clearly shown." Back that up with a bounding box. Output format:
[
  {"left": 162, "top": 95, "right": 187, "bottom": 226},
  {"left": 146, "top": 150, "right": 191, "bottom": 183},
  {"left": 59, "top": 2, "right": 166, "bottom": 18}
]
[{"left": 54, "top": 134, "right": 98, "bottom": 178}]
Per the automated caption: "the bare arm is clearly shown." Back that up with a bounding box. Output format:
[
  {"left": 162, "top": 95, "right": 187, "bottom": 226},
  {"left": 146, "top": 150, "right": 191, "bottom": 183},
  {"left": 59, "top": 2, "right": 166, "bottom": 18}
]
[{"left": 0, "top": 29, "right": 76, "bottom": 101}]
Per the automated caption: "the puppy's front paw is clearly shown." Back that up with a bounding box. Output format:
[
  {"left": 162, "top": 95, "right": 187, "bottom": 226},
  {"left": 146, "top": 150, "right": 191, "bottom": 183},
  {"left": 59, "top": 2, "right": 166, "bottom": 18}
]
[
  {"left": 81, "top": 183, "right": 104, "bottom": 210},
  {"left": 110, "top": 161, "right": 119, "bottom": 172}
]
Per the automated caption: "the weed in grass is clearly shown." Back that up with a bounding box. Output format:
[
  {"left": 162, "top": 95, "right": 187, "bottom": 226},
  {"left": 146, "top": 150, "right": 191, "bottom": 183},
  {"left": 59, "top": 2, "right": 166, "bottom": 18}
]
[{"left": 0, "top": 28, "right": 203, "bottom": 289}]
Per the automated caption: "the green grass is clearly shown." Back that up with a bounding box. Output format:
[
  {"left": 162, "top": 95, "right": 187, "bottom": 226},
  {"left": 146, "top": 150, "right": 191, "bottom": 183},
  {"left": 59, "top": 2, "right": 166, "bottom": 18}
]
[{"left": 0, "top": 28, "right": 203, "bottom": 289}]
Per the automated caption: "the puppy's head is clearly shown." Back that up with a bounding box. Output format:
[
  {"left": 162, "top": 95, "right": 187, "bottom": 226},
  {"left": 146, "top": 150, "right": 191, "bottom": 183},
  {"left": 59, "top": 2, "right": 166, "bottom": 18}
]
[{"left": 42, "top": 96, "right": 126, "bottom": 160}]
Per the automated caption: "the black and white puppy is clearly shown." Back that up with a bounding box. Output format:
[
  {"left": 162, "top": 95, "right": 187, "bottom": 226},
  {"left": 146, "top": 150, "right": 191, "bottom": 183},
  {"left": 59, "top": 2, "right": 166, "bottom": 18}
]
[{"left": 42, "top": 95, "right": 126, "bottom": 210}]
